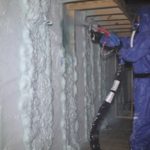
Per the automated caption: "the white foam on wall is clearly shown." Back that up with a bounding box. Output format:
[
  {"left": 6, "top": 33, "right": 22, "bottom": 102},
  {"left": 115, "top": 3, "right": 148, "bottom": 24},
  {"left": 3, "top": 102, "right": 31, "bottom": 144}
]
[
  {"left": 63, "top": 10, "right": 80, "bottom": 149},
  {"left": 97, "top": 46, "right": 102, "bottom": 104},
  {"left": 0, "top": 0, "right": 117, "bottom": 149},
  {"left": 0, "top": 106, "right": 2, "bottom": 150},
  {"left": 19, "top": 0, "right": 81, "bottom": 149},
  {"left": 19, "top": 0, "right": 105, "bottom": 149},
  {"left": 85, "top": 32, "right": 95, "bottom": 132},
  {"left": 19, "top": 0, "right": 54, "bottom": 149},
  {"left": 65, "top": 53, "right": 79, "bottom": 150},
  {"left": 83, "top": 38, "right": 88, "bottom": 140}
]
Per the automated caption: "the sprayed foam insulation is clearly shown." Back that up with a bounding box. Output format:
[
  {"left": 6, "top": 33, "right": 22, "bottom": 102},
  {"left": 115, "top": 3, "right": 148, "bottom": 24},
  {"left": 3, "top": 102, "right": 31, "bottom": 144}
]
[
  {"left": 0, "top": 0, "right": 25, "bottom": 149},
  {"left": 0, "top": 106, "right": 1, "bottom": 150},
  {"left": 0, "top": 0, "right": 121, "bottom": 150},
  {"left": 20, "top": 0, "right": 82, "bottom": 149},
  {"left": 20, "top": 0, "right": 54, "bottom": 149}
]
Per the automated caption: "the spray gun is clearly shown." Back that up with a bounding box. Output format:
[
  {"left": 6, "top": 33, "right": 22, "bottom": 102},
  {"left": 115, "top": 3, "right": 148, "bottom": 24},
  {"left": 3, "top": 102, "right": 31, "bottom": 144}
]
[
  {"left": 130, "top": 16, "right": 140, "bottom": 48},
  {"left": 89, "top": 25, "right": 110, "bottom": 44},
  {"left": 89, "top": 25, "right": 122, "bottom": 57}
]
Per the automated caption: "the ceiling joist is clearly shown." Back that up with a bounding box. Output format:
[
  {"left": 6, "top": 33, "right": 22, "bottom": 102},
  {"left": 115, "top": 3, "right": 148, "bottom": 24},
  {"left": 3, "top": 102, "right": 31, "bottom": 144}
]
[
  {"left": 109, "top": 28, "right": 131, "bottom": 32},
  {"left": 65, "top": 0, "right": 118, "bottom": 10},
  {"left": 86, "top": 14, "right": 128, "bottom": 21},
  {"left": 86, "top": 13, "right": 124, "bottom": 18},
  {"left": 92, "top": 7, "right": 123, "bottom": 16},
  {"left": 113, "top": 31, "right": 131, "bottom": 34},
  {"left": 102, "top": 24, "right": 132, "bottom": 29},
  {"left": 117, "top": 32, "right": 131, "bottom": 37},
  {"left": 89, "top": 19, "right": 129, "bottom": 23},
  {"left": 93, "top": 20, "right": 130, "bottom": 25}
]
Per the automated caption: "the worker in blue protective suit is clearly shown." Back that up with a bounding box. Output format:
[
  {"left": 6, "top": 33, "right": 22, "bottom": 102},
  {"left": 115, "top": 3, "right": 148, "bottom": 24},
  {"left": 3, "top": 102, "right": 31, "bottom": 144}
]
[{"left": 120, "top": 6, "right": 150, "bottom": 150}]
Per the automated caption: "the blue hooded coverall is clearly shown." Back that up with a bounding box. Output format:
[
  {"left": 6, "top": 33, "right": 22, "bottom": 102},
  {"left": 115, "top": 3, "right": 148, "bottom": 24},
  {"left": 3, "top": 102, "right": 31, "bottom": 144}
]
[{"left": 120, "top": 7, "right": 150, "bottom": 150}]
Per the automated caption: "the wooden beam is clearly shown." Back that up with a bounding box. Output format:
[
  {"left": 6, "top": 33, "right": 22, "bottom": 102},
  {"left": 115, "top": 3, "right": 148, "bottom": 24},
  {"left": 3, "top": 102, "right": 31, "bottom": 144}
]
[
  {"left": 96, "top": 19, "right": 129, "bottom": 22},
  {"left": 87, "top": 14, "right": 128, "bottom": 21},
  {"left": 110, "top": 27, "right": 131, "bottom": 30},
  {"left": 94, "top": 19, "right": 131, "bottom": 25},
  {"left": 86, "top": 13, "right": 124, "bottom": 18},
  {"left": 109, "top": 28, "right": 131, "bottom": 32},
  {"left": 103, "top": 24, "right": 132, "bottom": 29},
  {"left": 114, "top": 31, "right": 131, "bottom": 34},
  {"left": 94, "top": 7, "right": 123, "bottom": 16},
  {"left": 117, "top": 32, "right": 131, "bottom": 37},
  {"left": 65, "top": 0, "right": 118, "bottom": 10},
  {"left": 103, "top": 23, "right": 130, "bottom": 26},
  {"left": 107, "top": 28, "right": 131, "bottom": 34}
]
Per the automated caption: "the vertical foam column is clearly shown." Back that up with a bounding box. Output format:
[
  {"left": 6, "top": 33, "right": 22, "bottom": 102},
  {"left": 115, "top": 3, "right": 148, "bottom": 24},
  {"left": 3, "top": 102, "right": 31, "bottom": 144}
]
[
  {"left": 64, "top": 10, "right": 79, "bottom": 150},
  {"left": 85, "top": 28, "right": 95, "bottom": 135},
  {"left": 20, "top": 0, "right": 54, "bottom": 149}
]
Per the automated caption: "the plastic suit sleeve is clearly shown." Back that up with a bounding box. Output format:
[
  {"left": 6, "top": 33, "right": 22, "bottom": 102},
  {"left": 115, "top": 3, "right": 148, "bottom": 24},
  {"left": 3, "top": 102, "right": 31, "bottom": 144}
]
[
  {"left": 120, "top": 35, "right": 150, "bottom": 63},
  {"left": 120, "top": 37, "right": 130, "bottom": 49}
]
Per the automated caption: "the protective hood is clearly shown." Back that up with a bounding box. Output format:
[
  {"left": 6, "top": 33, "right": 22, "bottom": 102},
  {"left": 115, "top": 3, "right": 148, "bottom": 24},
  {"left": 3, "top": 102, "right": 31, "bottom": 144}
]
[{"left": 139, "top": 6, "right": 150, "bottom": 32}]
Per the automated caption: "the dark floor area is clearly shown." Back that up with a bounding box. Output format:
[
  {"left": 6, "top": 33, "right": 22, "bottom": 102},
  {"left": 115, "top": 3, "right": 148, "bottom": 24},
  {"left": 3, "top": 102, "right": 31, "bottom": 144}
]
[
  {"left": 101, "top": 118, "right": 132, "bottom": 150},
  {"left": 82, "top": 118, "right": 132, "bottom": 150}
]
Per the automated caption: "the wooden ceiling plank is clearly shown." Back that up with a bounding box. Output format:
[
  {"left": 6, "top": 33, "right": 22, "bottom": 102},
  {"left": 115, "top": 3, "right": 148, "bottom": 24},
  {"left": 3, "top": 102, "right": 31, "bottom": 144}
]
[
  {"left": 86, "top": 13, "right": 124, "bottom": 18},
  {"left": 110, "top": 27, "right": 131, "bottom": 31},
  {"left": 110, "top": 30, "right": 131, "bottom": 33},
  {"left": 94, "top": 7, "right": 123, "bottom": 16},
  {"left": 91, "top": 19, "right": 129, "bottom": 22},
  {"left": 103, "top": 24, "right": 132, "bottom": 29},
  {"left": 94, "top": 20, "right": 130, "bottom": 25},
  {"left": 65, "top": 0, "right": 118, "bottom": 10},
  {"left": 103, "top": 23, "right": 130, "bottom": 26},
  {"left": 86, "top": 14, "right": 128, "bottom": 20},
  {"left": 110, "top": 28, "right": 131, "bottom": 32},
  {"left": 96, "top": 14, "right": 128, "bottom": 20},
  {"left": 114, "top": 31, "right": 132, "bottom": 34},
  {"left": 118, "top": 32, "right": 131, "bottom": 37}
]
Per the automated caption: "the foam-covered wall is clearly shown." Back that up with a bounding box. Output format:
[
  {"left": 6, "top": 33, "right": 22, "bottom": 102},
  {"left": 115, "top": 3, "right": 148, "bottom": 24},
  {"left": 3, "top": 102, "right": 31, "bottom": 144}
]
[
  {"left": 0, "top": 0, "right": 25, "bottom": 149},
  {"left": 0, "top": 0, "right": 117, "bottom": 150}
]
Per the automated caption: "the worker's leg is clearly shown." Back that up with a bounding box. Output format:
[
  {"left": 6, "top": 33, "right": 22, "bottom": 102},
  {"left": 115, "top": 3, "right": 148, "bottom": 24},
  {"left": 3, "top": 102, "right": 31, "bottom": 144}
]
[
  {"left": 130, "top": 79, "right": 150, "bottom": 150},
  {"left": 131, "top": 116, "right": 150, "bottom": 150}
]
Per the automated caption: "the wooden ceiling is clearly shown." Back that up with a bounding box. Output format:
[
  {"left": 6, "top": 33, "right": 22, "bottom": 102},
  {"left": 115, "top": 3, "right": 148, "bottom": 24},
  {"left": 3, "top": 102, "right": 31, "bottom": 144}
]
[{"left": 65, "top": 0, "right": 132, "bottom": 37}]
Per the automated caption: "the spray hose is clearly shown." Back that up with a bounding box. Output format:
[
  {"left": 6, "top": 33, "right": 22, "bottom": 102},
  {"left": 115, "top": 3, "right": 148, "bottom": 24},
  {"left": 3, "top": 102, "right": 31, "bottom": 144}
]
[
  {"left": 90, "top": 56, "right": 124, "bottom": 150},
  {"left": 89, "top": 24, "right": 126, "bottom": 149}
]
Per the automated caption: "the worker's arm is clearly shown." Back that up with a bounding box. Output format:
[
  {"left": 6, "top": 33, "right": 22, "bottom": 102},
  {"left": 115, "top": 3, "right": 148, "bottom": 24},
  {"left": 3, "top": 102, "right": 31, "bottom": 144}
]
[{"left": 120, "top": 34, "right": 150, "bottom": 62}]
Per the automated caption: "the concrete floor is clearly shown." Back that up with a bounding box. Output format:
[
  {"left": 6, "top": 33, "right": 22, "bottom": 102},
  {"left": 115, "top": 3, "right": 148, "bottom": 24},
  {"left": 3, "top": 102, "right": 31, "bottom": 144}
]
[
  {"left": 82, "top": 118, "right": 132, "bottom": 150},
  {"left": 100, "top": 118, "right": 132, "bottom": 150}
]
